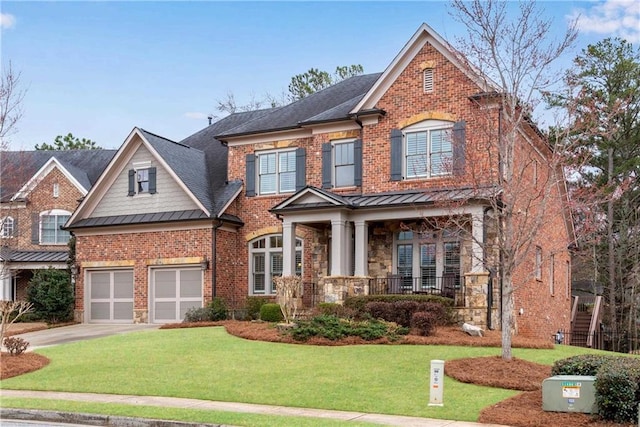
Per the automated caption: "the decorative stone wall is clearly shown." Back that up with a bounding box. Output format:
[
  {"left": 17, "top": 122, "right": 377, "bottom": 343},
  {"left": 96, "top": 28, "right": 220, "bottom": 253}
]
[
  {"left": 453, "top": 272, "right": 498, "bottom": 329},
  {"left": 321, "top": 276, "right": 370, "bottom": 304}
]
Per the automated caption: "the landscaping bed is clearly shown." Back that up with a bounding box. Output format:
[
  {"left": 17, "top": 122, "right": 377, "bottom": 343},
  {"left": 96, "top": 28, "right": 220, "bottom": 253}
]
[{"left": 2, "top": 321, "right": 634, "bottom": 426}]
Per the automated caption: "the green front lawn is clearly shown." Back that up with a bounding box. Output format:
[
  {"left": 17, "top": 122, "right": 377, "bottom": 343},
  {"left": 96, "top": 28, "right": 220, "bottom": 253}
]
[{"left": 1, "top": 326, "right": 606, "bottom": 423}]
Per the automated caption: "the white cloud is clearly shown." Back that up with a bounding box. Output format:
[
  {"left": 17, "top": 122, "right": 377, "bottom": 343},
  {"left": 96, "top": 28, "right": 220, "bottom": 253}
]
[
  {"left": 183, "top": 112, "right": 209, "bottom": 120},
  {"left": 568, "top": 0, "right": 640, "bottom": 43},
  {"left": 1, "top": 13, "right": 16, "bottom": 29}
]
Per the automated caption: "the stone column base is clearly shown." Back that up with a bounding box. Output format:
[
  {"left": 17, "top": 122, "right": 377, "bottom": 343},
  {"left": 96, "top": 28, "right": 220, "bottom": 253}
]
[
  {"left": 133, "top": 309, "right": 148, "bottom": 324},
  {"left": 321, "top": 276, "right": 370, "bottom": 305}
]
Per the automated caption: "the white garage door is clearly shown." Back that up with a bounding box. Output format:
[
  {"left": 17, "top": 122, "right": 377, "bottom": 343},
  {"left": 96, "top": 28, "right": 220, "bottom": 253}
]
[
  {"left": 89, "top": 270, "right": 134, "bottom": 323},
  {"left": 151, "top": 268, "right": 202, "bottom": 323}
]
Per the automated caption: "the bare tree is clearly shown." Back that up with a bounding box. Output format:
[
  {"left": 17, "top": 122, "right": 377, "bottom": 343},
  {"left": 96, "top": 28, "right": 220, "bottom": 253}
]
[
  {"left": 0, "top": 300, "right": 33, "bottom": 345},
  {"left": 448, "top": 0, "right": 578, "bottom": 360},
  {"left": 0, "top": 62, "right": 26, "bottom": 149}
]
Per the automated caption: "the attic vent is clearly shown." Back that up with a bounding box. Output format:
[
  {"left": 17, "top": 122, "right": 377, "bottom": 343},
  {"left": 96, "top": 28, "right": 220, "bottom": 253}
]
[{"left": 423, "top": 68, "right": 434, "bottom": 93}]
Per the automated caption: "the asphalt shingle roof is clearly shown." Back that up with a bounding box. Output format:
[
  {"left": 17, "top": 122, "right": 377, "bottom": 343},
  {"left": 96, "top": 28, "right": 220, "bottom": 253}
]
[
  {"left": 0, "top": 149, "right": 116, "bottom": 202},
  {"left": 217, "top": 73, "right": 382, "bottom": 138}
]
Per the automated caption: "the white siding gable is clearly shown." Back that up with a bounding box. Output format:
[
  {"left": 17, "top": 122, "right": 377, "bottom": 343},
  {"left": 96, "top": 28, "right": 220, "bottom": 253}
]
[{"left": 92, "top": 144, "right": 199, "bottom": 217}]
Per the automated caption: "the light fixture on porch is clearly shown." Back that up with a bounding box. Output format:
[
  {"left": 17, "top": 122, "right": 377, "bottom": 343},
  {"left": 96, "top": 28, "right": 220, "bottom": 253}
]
[{"left": 69, "top": 264, "right": 78, "bottom": 278}]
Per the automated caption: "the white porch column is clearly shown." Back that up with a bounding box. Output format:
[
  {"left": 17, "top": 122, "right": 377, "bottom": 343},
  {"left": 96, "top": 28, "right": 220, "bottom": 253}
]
[
  {"left": 470, "top": 207, "right": 485, "bottom": 273},
  {"left": 282, "top": 219, "right": 297, "bottom": 276},
  {"left": 331, "top": 219, "right": 347, "bottom": 276},
  {"left": 354, "top": 220, "right": 368, "bottom": 276}
]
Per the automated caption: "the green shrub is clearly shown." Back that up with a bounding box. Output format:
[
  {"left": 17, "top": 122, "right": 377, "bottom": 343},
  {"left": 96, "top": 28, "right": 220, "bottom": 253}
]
[
  {"left": 208, "top": 297, "right": 228, "bottom": 321},
  {"left": 183, "top": 307, "right": 211, "bottom": 322},
  {"left": 260, "top": 303, "right": 284, "bottom": 322},
  {"left": 288, "top": 314, "right": 408, "bottom": 342},
  {"left": 595, "top": 357, "right": 640, "bottom": 423},
  {"left": 246, "top": 297, "right": 269, "bottom": 320},
  {"left": 26, "top": 268, "right": 74, "bottom": 323},
  {"left": 410, "top": 311, "right": 437, "bottom": 336},
  {"left": 551, "top": 354, "right": 613, "bottom": 376}
]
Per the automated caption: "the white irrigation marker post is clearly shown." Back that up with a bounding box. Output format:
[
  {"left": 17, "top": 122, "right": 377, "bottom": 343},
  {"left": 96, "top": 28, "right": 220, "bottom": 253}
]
[{"left": 429, "top": 359, "right": 444, "bottom": 406}]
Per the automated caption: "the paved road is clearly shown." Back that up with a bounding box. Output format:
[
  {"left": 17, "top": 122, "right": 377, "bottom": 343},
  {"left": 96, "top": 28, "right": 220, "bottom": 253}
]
[{"left": 10, "top": 324, "right": 159, "bottom": 351}]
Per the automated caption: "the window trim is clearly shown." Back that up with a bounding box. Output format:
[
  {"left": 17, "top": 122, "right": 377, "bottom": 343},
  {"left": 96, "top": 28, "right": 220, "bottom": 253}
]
[
  {"left": 249, "top": 234, "right": 303, "bottom": 296},
  {"left": 1, "top": 216, "right": 15, "bottom": 238},
  {"left": 256, "top": 149, "right": 297, "bottom": 195},
  {"left": 402, "top": 120, "right": 454, "bottom": 179},
  {"left": 332, "top": 138, "right": 356, "bottom": 188},
  {"left": 39, "top": 209, "right": 72, "bottom": 245}
]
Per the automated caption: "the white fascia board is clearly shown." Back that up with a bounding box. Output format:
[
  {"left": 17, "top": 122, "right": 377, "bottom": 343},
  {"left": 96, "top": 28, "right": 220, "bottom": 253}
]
[
  {"left": 11, "top": 157, "right": 88, "bottom": 201},
  {"left": 138, "top": 134, "right": 211, "bottom": 216},
  {"left": 275, "top": 188, "right": 344, "bottom": 210},
  {"left": 351, "top": 23, "right": 498, "bottom": 114},
  {"left": 223, "top": 128, "right": 311, "bottom": 147},
  {"left": 307, "top": 121, "right": 361, "bottom": 135},
  {"left": 216, "top": 185, "right": 243, "bottom": 218}
]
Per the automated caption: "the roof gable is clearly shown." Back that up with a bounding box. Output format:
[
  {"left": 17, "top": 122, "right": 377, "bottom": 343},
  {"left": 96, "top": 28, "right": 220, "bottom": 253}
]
[
  {"left": 351, "top": 23, "right": 497, "bottom": 113},
  {"left": 12, "top": 157, "right": 89, "bottom": 201}
]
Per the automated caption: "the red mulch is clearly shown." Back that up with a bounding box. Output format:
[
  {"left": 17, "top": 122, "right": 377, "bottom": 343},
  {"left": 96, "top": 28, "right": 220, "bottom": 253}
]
[{"left": 2, "top": 321, "right": 634, "bottom": 426}]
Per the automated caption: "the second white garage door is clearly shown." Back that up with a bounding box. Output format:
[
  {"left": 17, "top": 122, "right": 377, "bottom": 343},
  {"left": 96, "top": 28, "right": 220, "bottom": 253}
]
[{"left": 151, "top": 268, "right": 203, "bottom": 323}]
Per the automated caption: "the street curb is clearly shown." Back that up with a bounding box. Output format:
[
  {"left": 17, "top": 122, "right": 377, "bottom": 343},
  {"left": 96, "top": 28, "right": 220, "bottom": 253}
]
[{"left": 0, "top": 408, "right": 233, "bottom": 427}]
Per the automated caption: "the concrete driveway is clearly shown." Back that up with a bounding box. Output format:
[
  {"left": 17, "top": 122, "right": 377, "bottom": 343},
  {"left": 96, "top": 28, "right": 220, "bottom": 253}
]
[{"left": 11, "top": 324, "right": 160, "bottom": 351}]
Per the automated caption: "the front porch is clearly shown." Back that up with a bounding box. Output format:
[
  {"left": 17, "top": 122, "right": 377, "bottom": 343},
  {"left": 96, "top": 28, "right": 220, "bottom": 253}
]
[{"left": 303, "top": 271, "right": 498, "bottom": 329}]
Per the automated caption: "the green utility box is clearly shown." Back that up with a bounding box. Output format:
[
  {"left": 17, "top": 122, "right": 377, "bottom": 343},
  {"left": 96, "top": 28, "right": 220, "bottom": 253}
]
[{"left": 542, "top": 375, "right": 597, "bottom": 414}]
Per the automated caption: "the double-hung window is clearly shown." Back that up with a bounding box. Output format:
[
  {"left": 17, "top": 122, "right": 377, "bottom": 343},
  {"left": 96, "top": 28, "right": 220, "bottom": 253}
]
[
  {"left": 334, "top": 140, "right": 355, "bottom": 187},
  {"left": 250, "top": 235, "right": 302, "bottom": 295},
  {"left": 258, "top": 150, "right": 296, "bottom": 195},
  {"left": 1, "top": 216, "right": 15, "bottom": 238},
  {"left": 40, "top": 210, "right": 71, "bottom": 245},
  {"left": 405, "top": 122, "right": 453, "bottom": 178}
]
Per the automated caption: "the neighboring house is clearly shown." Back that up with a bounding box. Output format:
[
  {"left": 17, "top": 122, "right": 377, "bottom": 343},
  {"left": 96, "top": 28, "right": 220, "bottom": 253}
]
[
  {"left": 66, "top": 23, "right": 572, "bottom": 340},
  {"left": 0, "top": 150, "right": 115, "bottom": 301}
]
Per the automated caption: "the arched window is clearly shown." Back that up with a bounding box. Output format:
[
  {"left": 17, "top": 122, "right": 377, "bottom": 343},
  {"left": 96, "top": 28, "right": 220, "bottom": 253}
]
[
  {"left": 40, "top": 209, "right": 72, "bottom": 244},
  {"left": 1, "top": 216, "right": 15, "bottom": 238},
  {"left": 249, "top": 235, "right": 302, "bottom": 295}
]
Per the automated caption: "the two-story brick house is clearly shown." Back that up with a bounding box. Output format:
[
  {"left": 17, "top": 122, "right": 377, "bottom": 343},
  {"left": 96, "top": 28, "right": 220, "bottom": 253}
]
[
  {"left": 66, "top": 23, "right": 572, "bottom": 339},
  {"left": 0, "top": 150, "right": 115, "bottom": 301}
]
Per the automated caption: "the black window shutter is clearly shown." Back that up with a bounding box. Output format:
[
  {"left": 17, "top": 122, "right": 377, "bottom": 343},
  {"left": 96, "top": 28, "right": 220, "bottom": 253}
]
[
  {"left": 127, "top": 169, "right": 135, "bottom": 196},
  {"left": 321, "top": 143, "right": 332, "bottom": 189},
  {"left": 31, "top": 213, "right": 39, "bottom": 244},
  {"left": 245, "top": 153, "right": 256, "bottom": 197},
  {"left": 354, "top": 139, "right": 363, "bottom": 187},
  {"left": 390, "top": 129, "right": 403, "bottom": 181},
  {"left": 148, "top": 167, "right": 157, "bottom": 194},
  {"left": 453, "top": 121, "right": 466, "bottom": 176},
  {"left": 295, "top": 147, "right": 306, "bottom": 191}
]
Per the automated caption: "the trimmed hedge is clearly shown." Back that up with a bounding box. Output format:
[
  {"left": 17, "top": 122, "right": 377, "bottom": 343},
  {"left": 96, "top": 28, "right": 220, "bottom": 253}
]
[
  {"left": 316, "top": 303, "right": 355, "bottom": 319},
  {"left": 260, "top": 303, "right": 284, "bottom": 322},
  {"left": 552, "top": 354, "right": 640, "bottom": 424},
  {"left": 595, "top": 357, "right": 640, "bottom": 423},
  {"left": 362, "top": 299, "right": 450, "bottom": 327},
  {"left": 411, "top": 311, "right": 437, "bottom": 336},
  {"left": 344, "top": 294, "right": 453, "bottom": 313},
  {"left": 246, "top": 297, "right": 270, "bottom": 320},
  {"left": 551, "top": 354, "right": 614, "bottom": 376}
]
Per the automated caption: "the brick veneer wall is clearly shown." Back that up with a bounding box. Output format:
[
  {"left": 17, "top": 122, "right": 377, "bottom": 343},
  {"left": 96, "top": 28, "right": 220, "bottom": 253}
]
[
  {"left": 75, "top": 227, "right": 214, "bottom": 321},
  {"left": 222, "top": 39, "right": 571, "bottom": 340}
]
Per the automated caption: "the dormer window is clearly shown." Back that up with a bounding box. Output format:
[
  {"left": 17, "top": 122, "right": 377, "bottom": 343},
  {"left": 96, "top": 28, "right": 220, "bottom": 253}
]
[{"left": 128, "top": 163, "right": 157, "bottom": 196}]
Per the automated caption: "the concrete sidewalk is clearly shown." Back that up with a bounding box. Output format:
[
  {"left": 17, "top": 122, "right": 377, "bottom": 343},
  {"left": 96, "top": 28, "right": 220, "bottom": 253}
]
[{"left": 1, "top": 390, "right": 511, "bottom": 427}]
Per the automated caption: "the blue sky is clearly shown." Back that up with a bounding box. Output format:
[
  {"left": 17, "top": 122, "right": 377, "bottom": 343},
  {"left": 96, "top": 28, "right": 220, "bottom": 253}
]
[{"left": 1, "top": 1, "right": 639, "bottom": 151}]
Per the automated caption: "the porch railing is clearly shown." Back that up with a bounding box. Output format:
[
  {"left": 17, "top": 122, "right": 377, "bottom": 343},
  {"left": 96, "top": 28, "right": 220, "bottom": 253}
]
[{"left": 369, "top": 275, "right": 465, "bottom": 307}]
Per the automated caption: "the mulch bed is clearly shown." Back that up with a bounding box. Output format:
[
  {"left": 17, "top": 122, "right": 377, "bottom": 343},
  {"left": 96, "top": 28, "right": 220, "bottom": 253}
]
[{"left": 2, "top": 321, "right": 635, "bottom": 426}]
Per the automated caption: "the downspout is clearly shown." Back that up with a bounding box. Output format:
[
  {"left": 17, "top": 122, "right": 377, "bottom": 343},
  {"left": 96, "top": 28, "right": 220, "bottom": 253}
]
[
  {"left": 212, "top": 219, "right": 223, "bottom": 298},
  {"left": 483, "top": 207, "right": 493, "bottom": 330}
]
